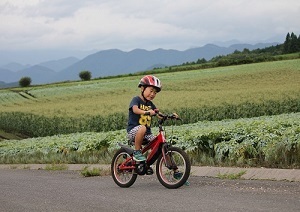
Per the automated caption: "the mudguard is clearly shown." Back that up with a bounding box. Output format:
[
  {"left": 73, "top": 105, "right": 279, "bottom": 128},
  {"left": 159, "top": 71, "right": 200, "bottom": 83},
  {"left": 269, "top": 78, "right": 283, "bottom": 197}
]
[{"left": 118, "top": 143, "right": 134, "bottom": 155}]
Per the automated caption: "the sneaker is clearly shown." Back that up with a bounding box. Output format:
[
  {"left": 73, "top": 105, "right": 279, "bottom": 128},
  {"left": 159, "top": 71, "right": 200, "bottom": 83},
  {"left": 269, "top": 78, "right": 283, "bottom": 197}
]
[
  {"left": 173, "top": 171, "right": 190, "bottom": 186},
  {"left": 133, "top": 150, "right": 146, "bottom": 162}
]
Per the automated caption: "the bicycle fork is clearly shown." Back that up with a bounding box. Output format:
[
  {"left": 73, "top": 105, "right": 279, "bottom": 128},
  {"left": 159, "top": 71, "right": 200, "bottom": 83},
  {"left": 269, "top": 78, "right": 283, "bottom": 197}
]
[{"left": 161, "top": 143, "right": 178, "bottom": 170}]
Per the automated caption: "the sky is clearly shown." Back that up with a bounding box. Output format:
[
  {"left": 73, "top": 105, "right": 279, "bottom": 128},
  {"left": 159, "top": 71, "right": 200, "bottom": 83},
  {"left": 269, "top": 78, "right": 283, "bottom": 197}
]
[{"left": 0, "top": 0, "right": 299, "bottom": 64}]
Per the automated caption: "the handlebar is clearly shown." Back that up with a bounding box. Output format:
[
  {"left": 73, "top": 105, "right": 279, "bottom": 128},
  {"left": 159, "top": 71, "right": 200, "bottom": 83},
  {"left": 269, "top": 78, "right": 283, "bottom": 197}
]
[
  {"left": 158, "top": 113, "right": 181, "bottom": 120},
  {"left": 154, "top": 110, "right": 182, "bottom": 126},
  {"left": 154, "top": 109, "right": 181, "bottom": 119}
]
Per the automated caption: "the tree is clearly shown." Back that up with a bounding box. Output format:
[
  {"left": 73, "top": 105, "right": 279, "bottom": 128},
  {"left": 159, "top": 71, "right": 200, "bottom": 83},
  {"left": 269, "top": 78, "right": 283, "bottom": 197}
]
[
  {"left": 283, "top": 32, "right": 300, "bottom": 53},
  {"left": 19, "top": 77, "right": 32, "bottom": 87},
  {"left": 79, "top": 70, "right": 92, "bottom": 81},
  {"left": 196, "top": 58, "right": 207, "bottom": 64},
  {"left": 283, "top": 32, "right": 291, "bottom": 53},
  {"left": 290, "top": 32, "right": 300, "bottom": 53},
  {"left": 242, "top": 48, "right": 250, "bottom": 54}
]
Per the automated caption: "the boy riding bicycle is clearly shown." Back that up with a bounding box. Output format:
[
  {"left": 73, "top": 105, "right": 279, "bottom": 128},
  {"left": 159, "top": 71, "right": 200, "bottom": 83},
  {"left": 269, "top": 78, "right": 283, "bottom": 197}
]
[
  {"left": 126, "top": 75, "right": 189, "bottom": 185},
  {"left": 127, "top": 75, "right": 163, "bottom": 162}
]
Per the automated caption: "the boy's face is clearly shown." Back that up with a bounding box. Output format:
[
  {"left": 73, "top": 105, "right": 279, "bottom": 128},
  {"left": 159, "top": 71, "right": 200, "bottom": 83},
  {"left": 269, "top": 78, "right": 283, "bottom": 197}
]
[{"left": 141, "top": 86, "right": 158, "bottom": 101}]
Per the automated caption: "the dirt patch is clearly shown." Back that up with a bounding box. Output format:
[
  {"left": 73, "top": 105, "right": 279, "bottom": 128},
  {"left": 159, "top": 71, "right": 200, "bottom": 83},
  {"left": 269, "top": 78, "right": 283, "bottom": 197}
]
[{"left": 0, "top": 130, "right": 29, "bottom": 141}]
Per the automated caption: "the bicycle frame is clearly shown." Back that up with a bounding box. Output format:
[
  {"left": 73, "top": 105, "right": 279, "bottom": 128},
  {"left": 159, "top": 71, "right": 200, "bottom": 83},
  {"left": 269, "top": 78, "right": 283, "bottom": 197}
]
[
  {"left": 112, "top": 113, "right": 190, "bottom": 188},
  {"left": 117, "top": 116, "right": 171, "bottom": 173}
]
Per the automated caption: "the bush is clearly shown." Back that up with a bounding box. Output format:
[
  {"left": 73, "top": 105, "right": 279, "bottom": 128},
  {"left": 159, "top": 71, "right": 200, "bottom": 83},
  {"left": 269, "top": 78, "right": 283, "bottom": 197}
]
[
  {"left": 79, "top": 70, "right": 92, "bottom": 81},
  {"left": 19, "top": 77, "right": 32, "bottom": 87}
]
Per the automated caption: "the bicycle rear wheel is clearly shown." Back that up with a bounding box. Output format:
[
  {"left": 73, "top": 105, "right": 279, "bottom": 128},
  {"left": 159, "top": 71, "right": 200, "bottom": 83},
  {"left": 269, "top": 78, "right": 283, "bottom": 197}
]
[
  {"left": 111, "top": 149, "right": 137, "bottom": 188},
  {"left": 156, "top": 146, "right": 191, "bottom": 189}
]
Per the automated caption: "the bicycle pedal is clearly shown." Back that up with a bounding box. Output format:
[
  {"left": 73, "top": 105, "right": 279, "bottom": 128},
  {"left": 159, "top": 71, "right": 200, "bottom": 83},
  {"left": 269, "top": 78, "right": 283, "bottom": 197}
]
[{"left": 146, "top": 167, "right": 154, "bottom": 175}]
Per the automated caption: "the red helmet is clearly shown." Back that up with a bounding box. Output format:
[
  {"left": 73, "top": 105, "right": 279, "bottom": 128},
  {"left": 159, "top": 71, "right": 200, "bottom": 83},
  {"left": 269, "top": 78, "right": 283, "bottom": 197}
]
[{"left": 138, "top": 75, "right": 162, "bottom": 92}]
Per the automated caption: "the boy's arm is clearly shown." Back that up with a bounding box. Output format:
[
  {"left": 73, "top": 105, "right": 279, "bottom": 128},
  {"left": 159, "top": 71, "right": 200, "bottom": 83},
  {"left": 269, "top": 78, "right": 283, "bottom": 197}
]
[{"left": 132, "top": 105, "right": 156, "bottom": 116}]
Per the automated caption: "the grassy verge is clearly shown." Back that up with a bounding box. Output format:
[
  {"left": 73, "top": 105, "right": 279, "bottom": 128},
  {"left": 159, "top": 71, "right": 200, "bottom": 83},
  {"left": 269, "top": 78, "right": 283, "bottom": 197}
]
[
  {"left": 45, "top": 164, "right": 68, "bottom": 171},
  {"left": 217, "top": 171, "right": 247, "bottom": 180},
  {"left": 80, "top": 166, "right": 111, "bottom": 177}
]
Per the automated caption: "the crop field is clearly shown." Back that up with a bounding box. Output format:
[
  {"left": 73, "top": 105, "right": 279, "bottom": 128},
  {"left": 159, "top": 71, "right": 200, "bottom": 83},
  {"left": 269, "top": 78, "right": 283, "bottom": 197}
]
[
  {"left": 0, "top": 113, "right": 299, "bottom": 168},
  {"left": 1, "top": 59, "right": 299, "bottom": 117},
  {"left": 0, "top": 59, "right": 300, "bottom": 167}
]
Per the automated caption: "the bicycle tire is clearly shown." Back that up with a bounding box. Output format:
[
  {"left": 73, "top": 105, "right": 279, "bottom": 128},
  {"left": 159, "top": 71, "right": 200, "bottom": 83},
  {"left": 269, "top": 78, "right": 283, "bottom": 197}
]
[
  {"left": 156, "top": 146, "right": 191, "bottom": 189},
  {"left": 111, "top": 148, "right": 137, "bottom": 188}
]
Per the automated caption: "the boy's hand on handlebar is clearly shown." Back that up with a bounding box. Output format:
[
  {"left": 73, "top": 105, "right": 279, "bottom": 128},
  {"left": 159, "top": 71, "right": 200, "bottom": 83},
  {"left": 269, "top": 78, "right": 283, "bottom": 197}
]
[
  {"left": 172, "top": 113, "right": 179, "bottom": 119},
  {"left": 148, "top": 109, "right": 158, "bottom": 116},
  {"left": 172, "top": 112, "right": 181, "bottom": 120}
]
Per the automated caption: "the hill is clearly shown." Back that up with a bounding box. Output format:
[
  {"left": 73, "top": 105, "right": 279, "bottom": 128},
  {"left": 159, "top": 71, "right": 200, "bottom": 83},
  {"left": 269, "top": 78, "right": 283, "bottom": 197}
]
[
  {"left": 38, "top": 57, "right": 80, "bottom": 72},
  {"left": 0, "top": 57, "right": 80, "bottom": 85},
  {"left": 16, "top": 65, "right": 57, "bottom": 84},
  {"left": 0, "top": 42, "right": 278, "bottom": 86},
  {"left": 54, "top": 43, "right": 278, "bottom": 82}
]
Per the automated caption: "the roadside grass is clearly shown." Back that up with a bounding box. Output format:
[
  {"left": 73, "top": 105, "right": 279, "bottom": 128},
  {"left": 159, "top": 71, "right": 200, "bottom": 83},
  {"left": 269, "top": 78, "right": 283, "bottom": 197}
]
[
  {"left": 80, "top": 166, "right": 111, "bottom": 177},
  {"left": 0, "top": 150, "right": 113, "bottom": 165},
  {"left": 217, "top": 170, "right": 247, "bottom": 180},
  {"left": 45, "top": 164, "right": 68, "bottom": 171}
]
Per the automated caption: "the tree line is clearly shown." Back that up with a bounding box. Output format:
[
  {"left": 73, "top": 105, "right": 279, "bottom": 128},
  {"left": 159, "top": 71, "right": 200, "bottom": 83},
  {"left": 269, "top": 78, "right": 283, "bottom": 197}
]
[
  {"left": 181, "top": 32, "right": 300, "bottom": 67},
  {"left": 19, "top": 70, "right": 92, "bottom": 87},
  {"left": 283, "top": 32, "right": 300, "bottom": 53}
]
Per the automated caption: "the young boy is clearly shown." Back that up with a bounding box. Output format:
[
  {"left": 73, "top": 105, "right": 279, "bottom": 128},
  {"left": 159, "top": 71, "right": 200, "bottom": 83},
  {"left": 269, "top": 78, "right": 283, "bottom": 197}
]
[
  {"left": 127, "top": 75, "right": 162, "bottom": 161},
  {"left": 127, "top": 75, "right": 190, "bottom": 185}
]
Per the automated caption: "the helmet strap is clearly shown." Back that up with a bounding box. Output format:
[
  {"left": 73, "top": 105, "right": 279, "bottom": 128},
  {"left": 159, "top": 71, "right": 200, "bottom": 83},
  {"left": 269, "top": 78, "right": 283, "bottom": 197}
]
[{"left": 141, "top": 86, "right": 149, "bottom": 103}]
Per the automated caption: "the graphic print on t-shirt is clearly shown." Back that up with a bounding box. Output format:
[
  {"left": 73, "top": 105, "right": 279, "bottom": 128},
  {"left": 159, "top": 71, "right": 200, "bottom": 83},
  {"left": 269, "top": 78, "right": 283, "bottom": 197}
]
[{"left": 139, "top": 104, "right": 152, "bottom": 127}]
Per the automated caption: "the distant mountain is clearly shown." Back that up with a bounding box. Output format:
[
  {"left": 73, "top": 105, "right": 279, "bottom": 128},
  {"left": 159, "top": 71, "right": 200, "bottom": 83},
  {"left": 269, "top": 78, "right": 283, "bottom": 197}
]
[
  {"left": 0, "top": 80, "right": 18, "bottom": 88},
  {"left": 0, "top": 68, "right": 19, "bottom": 83},
  {"left": 229, "top": 43, "right": 280, "bottom": 50},
  {"left": 0, "top": 65, "right": 56, "bottom": 85},
  {"left": 53, "top": 42, "right": 278, "bottom": 82},
  {"left": 0, "top": 57, "right": 79, "bottom": 86},
  {"left": 0, "top": 42, "right": 279, "bottom": 87},
  {"left": 1, "top": 62, "right": 30, "bottom": 72},
  {"left": 38, "top": 57, "right": 80, "bottom": 72},
  {"left": 0, "top": 49, "right": 97, "bottom": 66},
  {"left": 18, "top": 65, "right": 57, "bottom": 84}
]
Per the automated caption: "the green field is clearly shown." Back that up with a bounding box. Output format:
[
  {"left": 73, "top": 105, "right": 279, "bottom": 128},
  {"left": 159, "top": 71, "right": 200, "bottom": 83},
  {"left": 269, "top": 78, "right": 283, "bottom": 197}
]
[
  {"left": 0, "top": 59, "right": 300, "bottom": 167},
  {"left": 0, "top": 113, "right": 299, "bottom": 168},
  {"left": 1, "top": 59, "right": 300, "bottom": 137},
  {"left": 1, "top": 59, "right": 299, "bottom": 117}
]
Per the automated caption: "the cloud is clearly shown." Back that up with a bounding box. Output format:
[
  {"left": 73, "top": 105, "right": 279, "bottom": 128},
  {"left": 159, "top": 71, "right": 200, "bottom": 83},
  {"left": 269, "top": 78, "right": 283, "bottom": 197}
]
[{"left": 0, "top": 0, "right": 299, "bottom": 51}]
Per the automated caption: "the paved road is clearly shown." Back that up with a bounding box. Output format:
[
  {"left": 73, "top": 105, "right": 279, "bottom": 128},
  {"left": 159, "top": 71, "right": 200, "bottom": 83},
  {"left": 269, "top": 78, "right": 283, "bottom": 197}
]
[{"left": 1, "top": 169, "right": 299, "bottom": 212}]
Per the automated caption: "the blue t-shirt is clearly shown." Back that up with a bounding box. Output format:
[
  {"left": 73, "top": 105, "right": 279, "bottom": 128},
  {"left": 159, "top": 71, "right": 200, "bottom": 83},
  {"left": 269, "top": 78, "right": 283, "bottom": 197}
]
[{"left": 127, "top": 96, "right": 157, "bottom": 134}]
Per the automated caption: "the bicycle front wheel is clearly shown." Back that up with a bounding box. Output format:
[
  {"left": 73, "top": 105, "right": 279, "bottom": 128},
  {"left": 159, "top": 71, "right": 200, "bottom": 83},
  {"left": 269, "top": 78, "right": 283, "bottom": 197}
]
[
  {"left": 111, "top": 148, "right": 137, "bottom": 188},
  {"left": 156, "top": 146, "right": 191, "bottom": 189}
]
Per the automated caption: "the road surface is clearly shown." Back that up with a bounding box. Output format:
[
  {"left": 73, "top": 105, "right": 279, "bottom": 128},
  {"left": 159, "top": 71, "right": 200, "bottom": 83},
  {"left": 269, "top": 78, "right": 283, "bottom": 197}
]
[{"left": 1, "top": 169, "right": 299, "bottom": 211}]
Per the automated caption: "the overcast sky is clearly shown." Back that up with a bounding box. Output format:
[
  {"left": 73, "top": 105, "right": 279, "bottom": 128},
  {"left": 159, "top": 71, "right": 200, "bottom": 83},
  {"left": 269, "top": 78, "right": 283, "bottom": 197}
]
[{"left": 1, "top": 0, "right": 299, "bottom": 53}]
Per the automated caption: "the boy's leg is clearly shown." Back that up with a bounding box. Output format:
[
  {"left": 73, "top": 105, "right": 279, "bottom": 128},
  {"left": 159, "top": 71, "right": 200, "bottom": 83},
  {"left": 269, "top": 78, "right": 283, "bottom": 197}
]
[
  {"left": 127, "top": 125, "right": 147, "bottom": 162},
  {"left": 134, "top": 125, "right": 147, "bottom": 150}
]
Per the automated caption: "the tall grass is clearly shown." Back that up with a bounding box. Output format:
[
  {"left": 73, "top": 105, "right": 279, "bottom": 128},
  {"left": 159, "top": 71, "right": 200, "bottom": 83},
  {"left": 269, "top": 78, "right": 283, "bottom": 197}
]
[
  {"left": 0, "top": 150, "right": 113, "bottom": 164},
  {"left": 0, "top": 97, "right": 299, "bottom": 137}
]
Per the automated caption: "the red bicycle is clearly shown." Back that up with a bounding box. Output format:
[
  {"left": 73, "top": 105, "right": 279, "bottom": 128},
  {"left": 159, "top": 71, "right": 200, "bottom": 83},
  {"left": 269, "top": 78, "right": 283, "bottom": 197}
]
[{"left": 111, "top": 113, "right": 191, "bottom": 189}]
